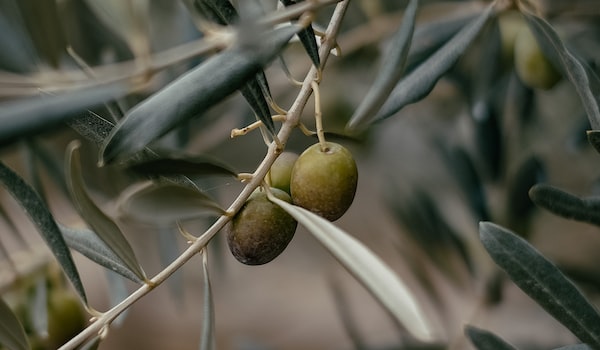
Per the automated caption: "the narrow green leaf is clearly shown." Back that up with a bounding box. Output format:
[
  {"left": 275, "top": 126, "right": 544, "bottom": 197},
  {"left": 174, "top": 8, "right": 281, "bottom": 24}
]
[
  {"left": 505, "top": 156, "right": 545, "bottom": 234},
  {"left": 127, "top": 152, "right": 237, "bottom": 178},
  {"left": 0, "top": 297, "right": 29, "bottom": 350},
  {"left": 66, "top": 141, "right": 147, "bottom": 282},
  {"left": 279, "top": 0, "right": 320, "bottom": 67},
  {"left": 374, "top": 3, "right": 495, "bottom": 122},
  {"left": 529, "top": 184, "right": 600, "bottom": 227},
  {"left": 60, "top": 224, "right": 142, "bottom": 283},
  {"left": 199, "top": 249, "right": 215, "bottom": 350},
  {"left": 479, "top": 222, "right": 600, "bottom": 346},
  {"left": 0, "top": 83, "right": 128, "bottom": 147},
  {"left": 100, "top": 24, "right": 300, "bottom": 164},
  {"left": 269, "top": 195, "right": 436, "bottom": 343},
  {"left": 118, "top": 181, "right": 224, "bottom": 223},
  {"left": 30, "top": 277, "right": 48, "bottom": 339},
  {"left": 465, "top": 325, "right": 517, "bottom": 350},
  {"left": 239, "top": 79, "right": 276, "bottom": 136},
  {"left": 347, "top": 0, "right": 419, "bottom": 129},
  {"left": 523, "top": 13, "right": 600, "bottom": 129},
  {"left": 0, "top": 161, "right": 87, "bottom": 304}
]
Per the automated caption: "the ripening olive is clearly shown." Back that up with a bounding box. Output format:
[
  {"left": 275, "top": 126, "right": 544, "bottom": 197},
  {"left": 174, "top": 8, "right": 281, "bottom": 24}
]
[
  {"left": 269, "top": 151, "right": 298, "bottom": 194},
  {"left": 47, "top": 290, "right": 86, "bottom": 348},
  {"left": 290, "top": 142, "right": 358, "bottom": 221},
  {"left": 514, "top": 24, "right": 561, "bottom": 89},
  {"left": 226, "top": 188, "right": 297, "bottom": 265}
]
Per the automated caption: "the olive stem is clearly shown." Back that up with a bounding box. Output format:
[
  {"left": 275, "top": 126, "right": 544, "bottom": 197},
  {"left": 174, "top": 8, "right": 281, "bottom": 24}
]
[
  {"left": 311, "top": 80, "right": 328, "bottom": 151},
  {"left": 58, "top": 2, "right": 350, "bottom": 349}
]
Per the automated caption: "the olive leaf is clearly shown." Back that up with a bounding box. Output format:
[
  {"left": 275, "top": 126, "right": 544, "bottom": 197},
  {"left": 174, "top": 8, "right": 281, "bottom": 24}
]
[
  {"left": 183, "top": 0, "right": 277, "bottom": 136},
  {"left": 465, "top": 325, "right": 518, "bottom": 350},
  {"left": 199, "top": 249, "right": 216, "bottom": 350},
  {"left": 522, "top": 13, "right": 600, "bottom": 129},
  {"left": 29, "top": 277, "right": 48, "bottom": 339},
  {"left": 0, "top": 297, "right": 29, "bottom": 350},
  {"left": 268, "top": 195, "right": 437, "bottom": 343},
  {"left": 0, "top": 83, "right": 128, "bottom": 147},
  {"left": 373, "top": 3, "right": 495, "bottom": 123},
  {"left": 586, "top": 130, "right": 600, "bottom": 155},
  {"left": 0, "top": 161, "right": 88, "bottom": 304},
  {"left": 279, "top": 0, "right": 320, "bottom": 68},
  {"left": 505, "top": 156, "right": 545, "bottom": 235},
  {"left": 553, "top": 345, "right": 592, "bottom": 350},
  {"left": 126, "top": 152, "right": 237, "bottom": 178},
  {"left": 104, "top": 270, "right": 130, "bottom": 326},
  {"left": 347, "top": 0, "right": 418, "bottom": 129},
  {"left": 0, "top": 6, "right": 38, "bottom": 73},
  {"left": 117, "top": 181, "right": 224, "bottom": 223},
  {"left": 66, "top": 140, "right": 147, "bottom": 282},
  {"left": 479, "top": 222, "right": 600, "bottom": 347},
  {"left": 100, "top": 24, "right": 301, "bottom": 165},
  {"left": 529, "top": 184, "right": 600, "bottom": 227},
  {"left": 59, "top": 224, "right": 143, "bottom": 283}
]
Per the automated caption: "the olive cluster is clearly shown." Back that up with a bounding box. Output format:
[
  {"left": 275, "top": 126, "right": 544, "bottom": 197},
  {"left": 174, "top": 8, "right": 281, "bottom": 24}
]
[{"left": 226, "top": 142, "right": 358, "bottom": 265}]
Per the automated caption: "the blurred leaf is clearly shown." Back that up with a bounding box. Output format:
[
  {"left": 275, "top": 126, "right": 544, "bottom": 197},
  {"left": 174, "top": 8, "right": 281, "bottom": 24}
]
[
  {"left": 329, "top": 277, "right": 367, "bottom": 349},
  {"left": 0, "top": 297, "right": 29, "bottom": 350},
  {"left": 127, "top": 152, "right": 237, "bottom": 178},
  {"left": 104, "top": 270, "right": 130, "bottom": 326},
  {"left": 59, "top": 224, "right": 142, "bottom": 283},
  {"left": 479, "top": 222, "right": 600, "bottom": 346},
  {"left": 157, "top": 227, "right": 184, "bottom": 303},
  {"left": 586, "top": 130, "right": 600, "bottom": 155},
  {"left": 553, "top": 345, "right": 592, "bottom": 350},
  {"left": 465, "top": 325, "right": 517, "bottom": 350},
  {"left": 0, "top": 161, "right": 87, "bottom": 304},
  {"left": 529, "top": 184, "right": 600, "bottom": 227},
  {"left": 0, "top": 83, "right": 128, "bottom": 148},
  {"left": 30, "top": 277, "right": 48, "bottom": 339},
  {"left": 269, "top": 195, "right": 436, "bottom": 343},
  {"left": 523, "top": 13, "right": 600, "bottom": 129},
  {"left": 66, "top": 141, "right": 147, "bottom": 282},
  {"left": 279, "top": 0, "right": 320, "bottom": 67},
  {"left": 373, "top": 3, "right": 495, "bottom": 122},
  {"left": 505, "top": 155, "right": 545, "bottom": 235},
  {"left": 0, "top": 8, "right": 37, "bottom": 72},
  {"left": 118, "top": 181, "right": 224, "bottom": 223},
  {"left": 347, "top": 0, "right": 418, "bottom": 129},
  {"left": 190, "top": 0, "right": 238, "bottom": 24},
  {"left": 199, "top": 249, "right": 215, "bottom": 350},
  {"left": 100, "top": 24, "right": 301, "bottom": 164}
]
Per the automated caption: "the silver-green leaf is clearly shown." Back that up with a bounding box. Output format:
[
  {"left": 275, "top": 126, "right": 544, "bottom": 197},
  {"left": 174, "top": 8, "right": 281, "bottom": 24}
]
[
  {"left": 465, "top": 325, "right": 518, "bottom": 350},
  {"left": 0, "top": 297, "right": 29, "bottom": 350},
  {"left": 479, "top": 222, "right": 600, "bottom": 347},
  {"left": 0, "top": 161, "right": 87, "bottom": 304},
  {"left": 269, "top": 195, "right": 437, "bottom": 343},
  {"left": 66, "top": 140, "right": 147, "bottom": 282}
]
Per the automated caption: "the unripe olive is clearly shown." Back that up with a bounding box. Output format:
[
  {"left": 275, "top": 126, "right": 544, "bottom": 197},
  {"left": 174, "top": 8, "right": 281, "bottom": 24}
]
[
  {"left": 47, "top": 290, "right": 85, "bottom": 348},
  {"left": 290, "top": 142, "right": 358, "bottom": 221},
  {"left": 514, "top": 24, "right": 561, "bottom": 89},
  {"left": 226, "top": 188, "right": 297, "bottom": 265},
  {"left": 269, "top": 151, "right": 298, "bottom": 194}
]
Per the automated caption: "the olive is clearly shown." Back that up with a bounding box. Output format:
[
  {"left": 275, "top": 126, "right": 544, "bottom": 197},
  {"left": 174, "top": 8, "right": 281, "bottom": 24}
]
[
  {"left": 226, "top": 188, "right": 297, "bottom": 265},
  {"left": 47, "top": 290, "right": 85, "bottom": 348},
  {"left": 514, "top": 23, "right": 561, "bottom": 89},
  {"left": 290, "top": 142, "right": 358, "bottom": 221},
  {"left": 269, "top": 151, "right": 298, "bottom": 194}
]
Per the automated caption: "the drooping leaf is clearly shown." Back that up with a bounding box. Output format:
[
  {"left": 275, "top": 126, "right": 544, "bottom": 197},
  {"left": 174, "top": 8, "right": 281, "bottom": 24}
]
[
  {"left": 522, "top": 13, "right": 600, "bottom": 129},
  {"left": 373, "top": 3, "right": 495, "bottom": 122},
  {"left": 240, "top": 78, "right": 276, "bottom": 135},
  {"left": 279, "top": 0, "right": 320, "bottom": 67},
  {"left": 66, "top": 141, "right": 147, "bottom": 282},
  {"left": 0, "top": 161, "right": 87, "bottom": 304},
  {"left": 199, "top": 249, "right": 215, "bottom": 350},
  {"left": 100, "top": 24, "right": 301, "bottom": 165},
  {"left": 465, "top": 325, "right": 517, "bottom": 350},
  {"left": 127, "top": 152, "right": 236, "bottom": 178},
  {"left": 529, "top": 184, "right": 600, "bottom": 227},
  {"left": 479, "top": 222, "right": 600, "bottom": 347},
  {"left": 117, "top": 181, "right": 224, "bottom": 223},
  {"left": 59, "top": 224, "right": 142, "bottom": 283},
  {"left": 0, "top": 297, "right": 29, "bottom": 350},
  {"left": 505, "top": 156, "right": 545, "bottom": 235},
  {"left": 0, "top": 83, "right": 128, "bottom": 148},
  {"left": 269, "top": 195, "right": 436, "bottom": 343},
  {"left": 347, "top": 0, "right": 419, "bottom": 129}
]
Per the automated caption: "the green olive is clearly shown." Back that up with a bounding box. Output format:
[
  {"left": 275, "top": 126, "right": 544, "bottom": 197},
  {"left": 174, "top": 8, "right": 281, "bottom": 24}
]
[
  {"left": 269, "top": 151, "right": 298, "bottom": 194},
  {"left": 514, "top": 23, "right": 561, "bottom": 89},
  {"left": 290, "top": 142, "right": 358, "bottom": 221},
  {"left": 47, "top": 290, "right": 85, "bottom": 348},
  {"left": 226, "top": 188, "right": 297, "bottom": 265}
]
